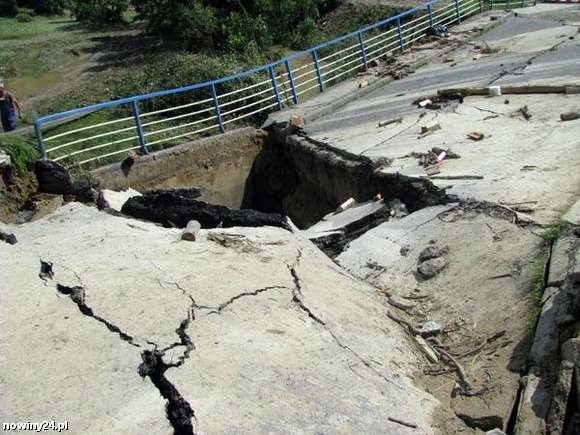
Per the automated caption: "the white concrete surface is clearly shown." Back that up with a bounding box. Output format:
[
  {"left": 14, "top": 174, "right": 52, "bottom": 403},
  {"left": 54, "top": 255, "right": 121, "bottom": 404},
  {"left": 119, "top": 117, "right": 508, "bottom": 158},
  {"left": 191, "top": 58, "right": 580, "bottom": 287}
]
[{"left": 0, "top": 203, "right": 440, "bottom": 434}]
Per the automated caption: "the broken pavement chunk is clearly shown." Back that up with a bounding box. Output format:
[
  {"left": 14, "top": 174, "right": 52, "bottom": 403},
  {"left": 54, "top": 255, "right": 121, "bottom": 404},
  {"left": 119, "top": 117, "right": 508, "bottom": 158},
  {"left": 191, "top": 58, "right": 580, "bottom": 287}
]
[
  {"left": 418, "top": 99, "right": 433, "bottom": 107},
  {"left": 467, "top": 132, "right": 485, "bottom": 141},
  {"left": 0, "top": 226, "right": 17, "bottom": 245},
  {"left": 418, "top": 245, "right": 448, "bottom": 262},
  {"left": 420, "top": 121, "right": 441, "bottom": 135},
  {"left": 560, "top": 112, "right": 579, "bottom": 122},
  {"left": 418, "top": 257, "right": 448, "bottom": 279},
  {"left": 358, "top": 80, "right": 369, "bottom": 89}
]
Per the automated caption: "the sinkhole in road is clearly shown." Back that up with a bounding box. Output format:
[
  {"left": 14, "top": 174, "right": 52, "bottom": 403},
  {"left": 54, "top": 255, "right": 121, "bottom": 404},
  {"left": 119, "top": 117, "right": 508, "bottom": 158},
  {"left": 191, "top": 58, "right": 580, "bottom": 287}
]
[
  {"left": 242, "top": 126, "right": 447, "bottom": 229},
  {"left": 99, "top": 126, "right": 448, "bottom": 236}
]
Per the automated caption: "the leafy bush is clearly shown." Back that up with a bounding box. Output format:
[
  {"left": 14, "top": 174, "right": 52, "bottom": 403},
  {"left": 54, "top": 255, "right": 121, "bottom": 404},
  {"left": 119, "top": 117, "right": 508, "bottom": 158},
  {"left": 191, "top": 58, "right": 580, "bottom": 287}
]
[
  {"left": 71, "top": 0, "right": 129, "bottom": 26},
  {"left": 0, "top": 0, "right": 18, "bottom": 16},
  {"left": 15, "top": 10, "right": 32, "bottom": 21}
]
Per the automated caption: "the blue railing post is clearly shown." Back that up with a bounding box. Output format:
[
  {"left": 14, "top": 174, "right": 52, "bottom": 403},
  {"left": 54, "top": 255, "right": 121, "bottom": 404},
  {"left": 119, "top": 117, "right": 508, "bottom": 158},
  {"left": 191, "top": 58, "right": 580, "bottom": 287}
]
[
  {"left": 396, "top": 18, "right": 404, "bottom": 51},
  {"left": 520, "top": 0, "right": 525, "bottom": 7},
  {"left": 312, "top": 50, "right": 324, "bottom": 93},
  {"left": 284, "top": 59, "right": 299, "bottom": 105},
  {"left": 210, "top": 83, "right": 225, "bottom": 133},
  {"left": 507, "top": 0, "right": 511, "bottom": 9},
  {"left": 479, "top": 0, "right": 484, "bottom": 13},
  {"left": 427, "top": 4, "right": 434, "bottom": 28},
  {"left": 131, "top": 100, "right": 149, "bottom": 155},
  {"left": 268, "top": 65, "right": 283, "bottom": 110},
  {"left": 358, "top": 32, "right": 368, "bottom": 70},
  {"left": 490, "top": 0, "right": 494, "bottom": 10},
  {"left": 34, "top": 122, "right": 47, "bottom": 158},
  {"left": 455, "top": 0, "right": 461, "bottom": 23}
]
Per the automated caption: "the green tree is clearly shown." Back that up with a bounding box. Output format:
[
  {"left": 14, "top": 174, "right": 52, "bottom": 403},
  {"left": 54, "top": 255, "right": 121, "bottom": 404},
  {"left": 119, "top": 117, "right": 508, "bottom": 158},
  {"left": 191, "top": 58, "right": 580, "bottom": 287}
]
[
  {"left": 71, "top": 0, "right": 129, "bottom": 26},
  {"left": 0, "top": 0, "right": 18, "bottom": 16},
  {"left": 133, "top": 0, "right": 219, "bottom": 49}
]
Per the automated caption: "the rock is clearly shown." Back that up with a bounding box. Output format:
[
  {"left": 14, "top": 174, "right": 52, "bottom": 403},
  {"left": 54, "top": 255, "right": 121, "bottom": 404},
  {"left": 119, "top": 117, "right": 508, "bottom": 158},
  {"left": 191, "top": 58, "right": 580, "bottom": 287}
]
[
  {"left": 418, "top": 244, "right": 447, "bottom": 262},
  {"left": 546, "top": 361, "right": 574, "bottom": 435},
  {"left": 529, "top": 287, "right": 565, "bottom": 369},
  {"left": 562, "top": 199, "right": 580, "bottom": 226},
  {"left": 34, "top": 160, "right": 73, "bottom": 195},
  {"left": 548, "top": 237, "right": 574, "bottom": 286},
  {"left": 418, "top": 321, "right": 442, "bottom": 337},
  {"left": 0, "top": 223, "right": 17, "bottom": 245},
  {"left": 16, "top": 193, "right": 64, "bottom": 223},
  {"left": 181, "top": 220, "right": 201, "bottom": 242},
  {"left": 467, "top": 132, "right": 485, "bottom": 141},
  {"left": 0, "top": 149, "right": 11, "bottom": 167},
  {"left": 388, "top": 295, "right": 416, "bottom": 311},
  {"left": 289, "top": 114, "right": 306, "bottom": 129},
  {"left": 571, "top": 248, "right": 580, "bottom": 283},
  {"left": 122, "top": 191, "right": 288, "bottom": 230},
  {"left": 561, "top": 338, "right": 580, "bottom": 363},
  {"left": 34, "top": 159, "right": 97, "bottom": 203},
  {"left": 99, "top": 188, "right": 142, "bottom": 212},
  {"left": 417, "top": 257, "right": 448, "bottom": 278},
  {"left": 358, "top": 80, "right": 369, "bottom": 89},
  {"left": 513, "top": 374, "right": 552, "bottom": 435}
]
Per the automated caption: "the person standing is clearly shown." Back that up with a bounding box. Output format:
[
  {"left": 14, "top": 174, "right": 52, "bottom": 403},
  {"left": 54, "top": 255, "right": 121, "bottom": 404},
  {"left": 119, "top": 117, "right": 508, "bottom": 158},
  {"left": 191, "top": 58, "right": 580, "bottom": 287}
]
[{"left": 0, "top": 80, "right": 22, "bottom": 132}]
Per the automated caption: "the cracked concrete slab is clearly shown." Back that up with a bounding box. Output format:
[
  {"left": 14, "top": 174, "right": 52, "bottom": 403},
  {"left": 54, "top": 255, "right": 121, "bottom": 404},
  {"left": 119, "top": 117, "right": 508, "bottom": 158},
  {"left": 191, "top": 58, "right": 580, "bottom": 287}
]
[{"left": 0, "top": 203, "right": 443, "bottom": 433}]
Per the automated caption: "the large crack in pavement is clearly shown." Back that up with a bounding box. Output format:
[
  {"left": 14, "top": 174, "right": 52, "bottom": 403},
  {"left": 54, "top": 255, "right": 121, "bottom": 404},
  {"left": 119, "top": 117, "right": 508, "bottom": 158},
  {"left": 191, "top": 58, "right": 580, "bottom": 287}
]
[
  {"left": 40, "top": 260, "right": 199, "bottom": 435},
  {"left": 286, "top": 250, "right": 400, "bottom": 388}
]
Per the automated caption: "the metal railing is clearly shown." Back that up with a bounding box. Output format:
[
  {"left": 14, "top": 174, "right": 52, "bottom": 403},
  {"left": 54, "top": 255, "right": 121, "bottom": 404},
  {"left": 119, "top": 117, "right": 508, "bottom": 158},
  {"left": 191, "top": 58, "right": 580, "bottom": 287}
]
[{"left": 33, "top": 0, "right": 535, "bottom": 168}]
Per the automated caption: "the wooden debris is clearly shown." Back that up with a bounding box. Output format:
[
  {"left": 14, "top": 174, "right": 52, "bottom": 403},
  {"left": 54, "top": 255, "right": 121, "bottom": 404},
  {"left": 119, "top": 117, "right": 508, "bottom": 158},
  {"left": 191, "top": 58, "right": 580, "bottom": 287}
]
[
  {"left": 438, "top": 85, "right": 567, "bottom": 97},
  {"left": 435, "top": 347, "right": 473, "bottom": 390},
  {"left": 387, "top": 310, "right": 421, "bottom": 335},
  {"left": 414, "top": 336, "right": 439, "bottom": 363},
  {"left": 378, "top": 117, "right": 403, "bottom": 127},
  {"left": 420, "top": 121, "right": 441, "bottom": 135},
  {"left": 467, "top": 132, "right": 485, "bottom": 141},
  {"left": 560, "top": 112, "right": 579, "bottom": 122},
  {"left": 181, "top": 220, "right": 201, "bottom": 241},
  {"left": 388, "top": 417, "right": 418, "bottom": 429},
  {"left": 423, "top": 175, "right": 484, "bottom": 180},
  {"left": 511, "top": 105, "right": 532, "bottom": 121}
]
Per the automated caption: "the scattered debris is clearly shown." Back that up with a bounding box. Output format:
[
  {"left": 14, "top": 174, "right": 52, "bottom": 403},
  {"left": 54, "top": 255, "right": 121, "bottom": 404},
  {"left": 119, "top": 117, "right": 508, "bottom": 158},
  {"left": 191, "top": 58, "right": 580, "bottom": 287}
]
[
  {"left": 378, "top": 117, "right": 403, "bottom": 127},
  {"left": 560, "top": 112, "right": 579, "bottom": 122},
  {"left": 429, "top": 24, "right": 449, "bottom": 38},
  {"left": 419, "top": 245, "right": 448, "bottom": 262},
  {"left": 419, "top": 99, "right": 433, "bottom": 107},
  {"left": 488, "top": 85, "right": 502, "bottom": 97},
  {"left": 336, "top": 197, "right": 356, "bottom": 213},
  {"left": 388, "top": 416, "right": 418, "bottom": 429},
  {"left": 121, "top": 150, "right": 139, "bottom": 175},
  {"left": 425, "top": 174, "right": 484, "bottom": 180},
  {"left": 289, "top": 114, "right": 306, "bottom": 129},
  {"left": 418, "top": 321, "right": 442, "bottom": 338},
  {"left": 467, "top": 132, "right": 485, "bottom": 141},
  {"left": 407, "top": 147, "right": 460, "bottom": 168},
  {"left": 0, "top": 223, "right": 17, "bottom": 245},
  {"left": 97, "top": 188, "right": 142, "bottom": 212},
  {"left": 358, "top": 80, "right": 369, "bottom": 89},
  {"left": 420, "top": 121, "right": 441, "bottom": 135},
  {"left": 443, "top": 56, "right": 454, "bottom": 63},
  {"left": 34, "top": 160, "right": 97, "bottom": 203},
  {"left": 511, "top": 105, "right": 532, "bottom": 121},
  {"left": 39, "top": 260, "right": 54, "bottom": 282},
  {"left": 181, "top": 220, "right": 201, "bottom": 241},
  {"left": 388, "top": 295, "right": 416, "bottom": 311},
  {"left": 418, "top": 257, "right": 448, "bottom": 279},
  {"left": 483, "top": 114, "right": 499, "bottom": 121},
  {"left": 504, "top": 99, "right": 510, "bottom": 105},
  {"left": 414, "top": 335, "right": 439, "bottom": 363}
]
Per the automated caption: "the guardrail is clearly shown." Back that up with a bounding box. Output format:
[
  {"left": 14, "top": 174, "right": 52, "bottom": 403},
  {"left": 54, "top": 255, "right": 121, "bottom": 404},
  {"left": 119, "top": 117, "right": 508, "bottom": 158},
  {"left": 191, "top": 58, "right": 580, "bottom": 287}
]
[{"left": 33, "top": 0, "right": 535, "bottom": 168}]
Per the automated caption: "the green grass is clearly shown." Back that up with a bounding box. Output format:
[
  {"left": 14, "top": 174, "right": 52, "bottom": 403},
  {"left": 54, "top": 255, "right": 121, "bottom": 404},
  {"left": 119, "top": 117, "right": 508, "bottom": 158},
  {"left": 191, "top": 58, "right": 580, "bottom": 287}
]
[
  {"left": 540, "top": 222, "right": 568, "bottom": 243},
  {"left": 0, "top": 134, "right": 39, "bottom": 175},
  {"left": 0, "top": 16, "right": 74, "bottom": 40}
]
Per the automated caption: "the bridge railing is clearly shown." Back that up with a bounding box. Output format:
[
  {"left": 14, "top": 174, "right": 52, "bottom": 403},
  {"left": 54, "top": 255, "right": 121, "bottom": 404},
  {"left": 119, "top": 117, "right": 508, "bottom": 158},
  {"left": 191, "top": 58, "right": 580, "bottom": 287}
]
[{"left": 34, "top": 0, "right": 535, "bottom": 168}]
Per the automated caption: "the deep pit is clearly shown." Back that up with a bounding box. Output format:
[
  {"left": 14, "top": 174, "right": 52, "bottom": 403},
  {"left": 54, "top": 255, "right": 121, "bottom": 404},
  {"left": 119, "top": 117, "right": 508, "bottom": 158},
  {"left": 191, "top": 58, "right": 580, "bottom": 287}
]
[{"left": 94, "top": 125, "right": 447, "bottom": 238}]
